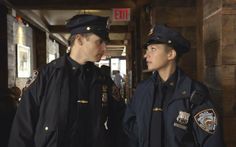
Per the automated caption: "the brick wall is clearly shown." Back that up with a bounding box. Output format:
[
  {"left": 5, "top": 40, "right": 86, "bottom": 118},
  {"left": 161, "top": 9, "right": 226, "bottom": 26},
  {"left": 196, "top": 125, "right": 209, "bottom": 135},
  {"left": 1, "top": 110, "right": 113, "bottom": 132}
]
[
  {"left": 7, "top": 16, "right": 34, "bottom": 89},
  {"left": 201, "top": 0, "right": 236, "bottom": 146},
  {"left": 7, "top": 15, "right": 16, "bottom": 88}
]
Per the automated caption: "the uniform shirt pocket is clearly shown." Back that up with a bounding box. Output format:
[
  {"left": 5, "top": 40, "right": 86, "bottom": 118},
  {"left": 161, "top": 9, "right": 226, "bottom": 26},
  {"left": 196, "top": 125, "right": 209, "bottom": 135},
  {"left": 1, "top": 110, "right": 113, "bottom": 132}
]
[{"left": 40, "top": 123, "right": 58, "bottom": 147}]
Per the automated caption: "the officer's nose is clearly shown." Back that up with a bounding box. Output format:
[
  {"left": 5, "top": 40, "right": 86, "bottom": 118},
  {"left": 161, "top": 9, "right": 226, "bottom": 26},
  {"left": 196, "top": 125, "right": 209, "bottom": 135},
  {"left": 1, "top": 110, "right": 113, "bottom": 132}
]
[
  {"left": 144, "top": 53, "right": 147, "bottom": 58},
  {"left": 101, "top": 42, "right": 106, "bottom": 51},
  {"left": 144, "top": 50, "right": 149, "bottom": 58},
  {"left": 99, "top": 42, "right": 106, "bottom": 54}
]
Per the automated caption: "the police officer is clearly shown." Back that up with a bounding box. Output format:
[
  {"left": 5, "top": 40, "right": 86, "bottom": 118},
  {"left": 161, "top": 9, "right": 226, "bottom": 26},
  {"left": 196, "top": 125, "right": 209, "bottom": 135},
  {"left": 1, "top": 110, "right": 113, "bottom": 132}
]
[
  {"left": 123, "top": 24, "right": 225, "bottom": 147},
  {"left": 9, "top": 14, "right": 126, "bottom": 147}
]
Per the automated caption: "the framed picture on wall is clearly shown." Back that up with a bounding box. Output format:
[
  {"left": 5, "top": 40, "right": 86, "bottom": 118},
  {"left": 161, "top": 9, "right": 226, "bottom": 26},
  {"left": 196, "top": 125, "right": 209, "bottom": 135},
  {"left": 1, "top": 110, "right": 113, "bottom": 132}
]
[{"left": 17, "top": 44, "right": 31, "bottom": 78}]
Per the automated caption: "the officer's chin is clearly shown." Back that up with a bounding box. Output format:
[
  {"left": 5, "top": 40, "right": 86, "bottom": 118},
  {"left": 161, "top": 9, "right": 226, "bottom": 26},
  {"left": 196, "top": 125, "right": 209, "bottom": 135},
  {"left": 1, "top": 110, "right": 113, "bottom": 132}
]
[
  {"left": 95, "top": 59, "right": 101, "bottom": 62},
  {"left": 95, "top": 57, "right": 102, "bottom": 62},
  {"left": 95, "top": 54, "right": 103, "bottom": 61},
  {"left": 147, "top": 66, "right": 154, "bottom": 71}
]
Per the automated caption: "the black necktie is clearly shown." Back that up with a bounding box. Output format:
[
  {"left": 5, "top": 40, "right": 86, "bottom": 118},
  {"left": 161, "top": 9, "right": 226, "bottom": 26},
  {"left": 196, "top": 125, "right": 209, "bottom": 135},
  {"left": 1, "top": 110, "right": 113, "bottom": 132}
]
[{"left": 150, "top": 83, "right": 167, "bottom": 147}]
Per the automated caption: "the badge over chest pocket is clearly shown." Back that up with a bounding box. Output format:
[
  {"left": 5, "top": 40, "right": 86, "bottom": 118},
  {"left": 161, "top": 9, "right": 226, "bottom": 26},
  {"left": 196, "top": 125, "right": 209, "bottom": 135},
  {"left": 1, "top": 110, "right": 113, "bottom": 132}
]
[{"left": 173, "top": 111, "right": 197, "bottom": 146}]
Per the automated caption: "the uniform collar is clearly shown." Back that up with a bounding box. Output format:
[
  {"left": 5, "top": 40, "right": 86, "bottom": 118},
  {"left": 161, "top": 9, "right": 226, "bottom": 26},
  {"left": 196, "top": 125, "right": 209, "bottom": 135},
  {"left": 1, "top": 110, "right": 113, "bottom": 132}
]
[
  {"left": 157, "top": 69, "right": 177, "bottom": 88},
  {"left": 151, "top": 67, "right": 192, "bottom": 99},
  {"left": 52, "top": 54, "right": 69, "bottom": 69},
  {"left": 52, "top": 54, "right": 94, "bottom": 70},
  {"left": 67, "top": 55, "right": 82, "bottom": 71},
  {"left": 151, "top": 68, "right": 177, "bottom": 88},
  {"left": 173, "top": 67, "right": 192, "bottom": 99}
]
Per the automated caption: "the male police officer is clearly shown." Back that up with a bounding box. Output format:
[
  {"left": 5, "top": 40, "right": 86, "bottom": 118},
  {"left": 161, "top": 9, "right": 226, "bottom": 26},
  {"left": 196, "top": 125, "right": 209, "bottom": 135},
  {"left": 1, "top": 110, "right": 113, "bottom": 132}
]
[
  {"left": 123, "top": 24, "right": 224, "bottom": 147},
  {"left": 9, "top": 14, "right": 125, "bottom": 147}
]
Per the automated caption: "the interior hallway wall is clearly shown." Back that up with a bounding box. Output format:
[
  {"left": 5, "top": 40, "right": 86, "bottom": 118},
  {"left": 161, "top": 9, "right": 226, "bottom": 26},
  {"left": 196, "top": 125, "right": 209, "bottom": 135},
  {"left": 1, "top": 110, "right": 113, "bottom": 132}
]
[
  {"left": 3, "top": 7, "right": 61, "bottom": 90},
  {"left": 141, "top": 0, "right": 197, "bottom": 79},
  {"left": 199, "top": 0, "right": 236, "bottom": 146},
  {"left": 12, "top": 16, "right": 34, "bottom": 89}
]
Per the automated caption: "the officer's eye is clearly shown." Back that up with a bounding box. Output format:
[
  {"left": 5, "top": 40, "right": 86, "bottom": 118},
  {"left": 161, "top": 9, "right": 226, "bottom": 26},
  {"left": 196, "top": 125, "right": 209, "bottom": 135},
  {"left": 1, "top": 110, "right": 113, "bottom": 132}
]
[
  {"left": 150, "top": 47, "right": 157, "bottom": 52},
  {"left": 98, "top": 39, "right": 104, "bottom": 45}
]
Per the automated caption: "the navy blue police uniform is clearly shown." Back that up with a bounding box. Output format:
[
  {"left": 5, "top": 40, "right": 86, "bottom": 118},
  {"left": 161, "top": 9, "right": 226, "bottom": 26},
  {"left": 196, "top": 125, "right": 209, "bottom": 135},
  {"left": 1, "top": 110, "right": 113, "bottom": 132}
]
[
  {"left": 9, "top": 14, "right": 126, "bottom": 147},
  {"left": 123, "top": 25, "right": 225, "bottom": 147}
]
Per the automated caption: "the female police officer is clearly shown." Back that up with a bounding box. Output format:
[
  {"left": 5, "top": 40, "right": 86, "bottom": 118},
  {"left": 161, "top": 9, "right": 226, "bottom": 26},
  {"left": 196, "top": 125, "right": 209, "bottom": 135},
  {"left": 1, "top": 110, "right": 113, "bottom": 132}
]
[
  {"left": 9, "top": 14, "right": 125, "bottom": 147},
  {"left": 123, "top": 24, "right": 224, "bottom": 147}
]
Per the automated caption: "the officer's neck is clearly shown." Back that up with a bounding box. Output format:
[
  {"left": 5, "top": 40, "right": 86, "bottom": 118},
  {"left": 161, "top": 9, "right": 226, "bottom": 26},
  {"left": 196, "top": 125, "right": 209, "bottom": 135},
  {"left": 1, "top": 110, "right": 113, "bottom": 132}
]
[
  {"left": 158, "top": 63, "right": 176, "bottom": 82},
  {"left": 69, "top": 46, "right": 87, "bottom": 65}
]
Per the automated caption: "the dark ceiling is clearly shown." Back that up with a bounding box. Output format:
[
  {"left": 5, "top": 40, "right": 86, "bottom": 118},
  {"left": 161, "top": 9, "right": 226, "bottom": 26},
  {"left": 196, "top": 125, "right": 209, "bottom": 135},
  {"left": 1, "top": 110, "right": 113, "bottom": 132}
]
[{"left": 3, "top": 0, "right": 150, "bottom": 56}]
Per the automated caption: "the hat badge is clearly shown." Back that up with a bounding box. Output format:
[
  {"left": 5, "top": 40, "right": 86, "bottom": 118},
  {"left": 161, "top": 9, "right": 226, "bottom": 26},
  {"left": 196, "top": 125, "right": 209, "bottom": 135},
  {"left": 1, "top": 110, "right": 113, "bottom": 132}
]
[{"left": 86, "top": 26, "right": 91, "bottom": 30}]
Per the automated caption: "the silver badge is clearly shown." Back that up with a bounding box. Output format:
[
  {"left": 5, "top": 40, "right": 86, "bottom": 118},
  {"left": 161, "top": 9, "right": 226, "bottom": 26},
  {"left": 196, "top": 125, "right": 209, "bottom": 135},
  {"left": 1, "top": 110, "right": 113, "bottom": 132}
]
[
  {"left": 194, "top": 109, "right": 217, "bottom": 134},
  {"left": 176, "top": 111, "right": 190, "bottom": 125}
]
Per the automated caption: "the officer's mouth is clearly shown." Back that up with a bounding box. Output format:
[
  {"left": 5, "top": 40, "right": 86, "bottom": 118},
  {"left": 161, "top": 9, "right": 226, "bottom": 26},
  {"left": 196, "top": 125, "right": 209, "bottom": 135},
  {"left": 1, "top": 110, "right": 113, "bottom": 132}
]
[
  {"left": 146, "top": 61, "right": 152, "bottom": 65},
  {"left": 96, "top": 53, "right": 103, "bottom": 59}
]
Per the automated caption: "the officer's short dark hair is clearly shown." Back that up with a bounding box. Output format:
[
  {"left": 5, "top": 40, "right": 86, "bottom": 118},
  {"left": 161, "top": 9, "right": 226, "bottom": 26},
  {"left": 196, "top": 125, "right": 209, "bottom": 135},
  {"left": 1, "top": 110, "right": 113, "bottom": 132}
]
[{"left": 68, "top": 33, "right": 93, "bottom": 47}]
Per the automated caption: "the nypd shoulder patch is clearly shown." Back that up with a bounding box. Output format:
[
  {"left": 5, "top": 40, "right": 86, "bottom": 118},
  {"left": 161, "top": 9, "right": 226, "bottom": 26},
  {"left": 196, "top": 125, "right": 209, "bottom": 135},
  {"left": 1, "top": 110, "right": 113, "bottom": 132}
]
[{"left": 194, "top": 108, "right": 217, "bottom": 134}]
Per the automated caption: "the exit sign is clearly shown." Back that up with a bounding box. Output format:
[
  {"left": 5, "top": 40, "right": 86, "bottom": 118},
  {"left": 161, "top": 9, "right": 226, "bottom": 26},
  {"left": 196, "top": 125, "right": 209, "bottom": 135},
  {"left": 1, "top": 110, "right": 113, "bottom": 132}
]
[{"left": 112, "top": 8, "right": 130, "bottom": 21}]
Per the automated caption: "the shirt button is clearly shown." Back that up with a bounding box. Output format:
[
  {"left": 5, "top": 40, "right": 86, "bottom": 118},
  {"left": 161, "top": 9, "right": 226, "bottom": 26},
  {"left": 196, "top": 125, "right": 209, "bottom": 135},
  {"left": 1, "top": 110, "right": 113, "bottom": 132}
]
[
  {"left": 182, "top": 91, "right": 186, "bottom": 95},
  {"left": 72, "top": 67, "right": 76, "bottom": 70},
  {"left": 45, "top": 126, "right": 49, "bottom": 131}
]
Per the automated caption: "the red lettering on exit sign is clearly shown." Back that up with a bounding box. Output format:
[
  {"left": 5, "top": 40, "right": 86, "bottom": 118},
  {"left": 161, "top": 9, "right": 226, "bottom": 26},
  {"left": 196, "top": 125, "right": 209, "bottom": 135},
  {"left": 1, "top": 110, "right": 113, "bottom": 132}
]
[{"left": 113, "top": 8, "right": 130, "bottom": 21}]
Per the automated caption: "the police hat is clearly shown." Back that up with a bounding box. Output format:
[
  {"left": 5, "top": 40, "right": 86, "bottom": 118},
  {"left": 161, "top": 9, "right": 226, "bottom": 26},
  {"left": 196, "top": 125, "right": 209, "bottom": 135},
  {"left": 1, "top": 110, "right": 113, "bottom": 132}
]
[
  {"left": 66, "top": 14, "right": 110, "bottom": 41},
  {"left": 144, "top": 24, "right": 190, "bottom": 54}
]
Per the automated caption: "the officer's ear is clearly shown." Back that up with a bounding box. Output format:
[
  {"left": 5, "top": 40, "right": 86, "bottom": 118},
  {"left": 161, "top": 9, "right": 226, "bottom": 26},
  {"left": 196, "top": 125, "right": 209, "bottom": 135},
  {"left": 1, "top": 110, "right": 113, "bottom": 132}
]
[
  {"left": 75, "top": 34, "right": 84, "bottom": 45},
  {"left": 167, "top": 48, "right": 177, "bottom": 60}
]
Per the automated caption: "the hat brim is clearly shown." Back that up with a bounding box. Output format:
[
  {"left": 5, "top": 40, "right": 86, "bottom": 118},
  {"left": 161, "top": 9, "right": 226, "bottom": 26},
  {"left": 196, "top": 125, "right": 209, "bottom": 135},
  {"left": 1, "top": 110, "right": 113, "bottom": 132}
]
[
  {"left": 143, "top": 39, "right": 166, "bottom": 49},
  {"left": 94, "top": 31, "right": 110, "bottom": 42}
]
